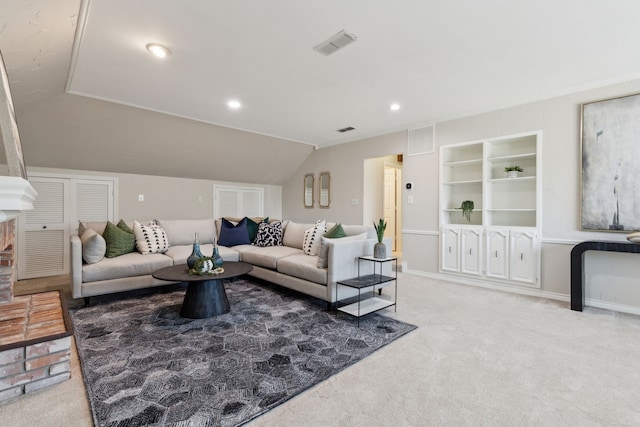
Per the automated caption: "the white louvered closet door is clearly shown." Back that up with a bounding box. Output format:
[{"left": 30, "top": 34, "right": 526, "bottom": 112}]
[
  {"left": 18, "top": 177, "right": 70, "bottom": 279},
  {"left": 71, "top": 180, "right": 114, "bottom": 234}
]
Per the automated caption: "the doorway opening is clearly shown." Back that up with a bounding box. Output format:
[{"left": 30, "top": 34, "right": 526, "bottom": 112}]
[{"left": 363, "top": 154, "right": 403, "bottom": 259}]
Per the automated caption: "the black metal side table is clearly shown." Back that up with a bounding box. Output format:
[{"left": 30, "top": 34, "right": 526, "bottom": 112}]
[{"left": 335, "top": 256, "right": 397, "bottom": 326}]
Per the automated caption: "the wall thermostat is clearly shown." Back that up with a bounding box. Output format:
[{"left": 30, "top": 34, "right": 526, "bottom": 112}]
[{"left": 405, "top": 182, "right": 414, "bottom": 190}]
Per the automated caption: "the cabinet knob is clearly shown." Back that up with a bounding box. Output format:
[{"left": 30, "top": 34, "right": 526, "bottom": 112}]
[
  {"left": 448, "top": 246, "right": 452, "bottom": 253},
  {"left": 495, "top": 251, "right": 498, "bottom": 258},
  {"left": 42, "top": 226, "right": 47, "bottom": 229},
  {"left": 469, "top": 248, "right": 472, "bottom": 255},
  {"left": 520, "top": 253, "right": 524, "bottom": 261}
]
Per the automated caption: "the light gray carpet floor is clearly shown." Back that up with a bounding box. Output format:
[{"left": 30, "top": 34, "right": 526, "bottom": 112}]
[{"left": 2, "top": 273, "right": 640, "bottom": 426}]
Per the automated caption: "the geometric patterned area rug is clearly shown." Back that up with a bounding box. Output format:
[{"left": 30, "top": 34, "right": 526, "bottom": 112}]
[{"left": 70, "top": 279, "right": 417, "bottom": 427}]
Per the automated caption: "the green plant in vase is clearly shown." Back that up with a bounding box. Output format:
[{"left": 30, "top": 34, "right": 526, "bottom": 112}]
[
  {"left": 373, "top": 218, "right": 387, "bottom": 258},
  {"left": 504, "top": 165, "right": 524, "bottom": 178},
  {"left": 460, "top": 200, "right": 474, "bottom": 223}
]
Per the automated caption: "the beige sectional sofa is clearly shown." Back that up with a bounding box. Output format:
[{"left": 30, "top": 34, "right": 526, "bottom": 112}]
[{"left": 71, "top": 218, "right": 391, "bottom": 306}]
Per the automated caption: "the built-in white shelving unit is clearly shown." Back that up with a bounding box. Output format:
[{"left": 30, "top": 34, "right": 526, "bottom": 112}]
[{"left": 439, "top": 131, "right": 542, "bottom": 288}]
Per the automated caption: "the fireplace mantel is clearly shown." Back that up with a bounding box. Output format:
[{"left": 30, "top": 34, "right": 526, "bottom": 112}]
[{"left": 0, "top": 176, "right": 37, "bottom": 222}]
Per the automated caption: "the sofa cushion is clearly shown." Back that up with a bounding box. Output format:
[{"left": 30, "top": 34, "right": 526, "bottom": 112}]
[
  {"left": 80, "top": 228, "right": 106, "bottom": 264},
  {"left": 164, "top": 244, "right": 240, "bottom": 264},
  {"left": 317, "top": 232, "right": 368, "bottom": 268},
  {"left": 103, "top": 221, "right": 136, "bottom": 258},
  {"left": 218, "top": 218, "right": 251, "bottom": 246},
  {"left": 134, "top": 221, "right": 170, "bottom": 255},
  {"left": 253, "top": 221, "right": 283, "bottom": 247},
  {"left": 240, "top": 245, "right": 303, "bottom": 269},
  {"left": 324, "top": 223, "right": 346, "bottom": 239},
  {"left": 156, "top": 218, "right": 216, "bottom": 245},
  {"left": 302, "top": 220, "right": 326, "bottom": 256},
  {"left": 82, "top": 252, "right": 173, "bottom": 283},
  {"left": 246, "top": 217, "right": 269, "bottom": 243},
  {"left": 282, "top": 222, "right": 314, "bottom": 249},
  {"left": 277, "top": 254, "right": 327, "bottom": 285}
]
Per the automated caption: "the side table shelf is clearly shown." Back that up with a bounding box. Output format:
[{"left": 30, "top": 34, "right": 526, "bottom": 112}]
[{"left": 336, "top": 256, "right": 398, "bottom": 326}]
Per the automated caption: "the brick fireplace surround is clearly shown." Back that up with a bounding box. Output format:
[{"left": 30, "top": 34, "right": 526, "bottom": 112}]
[{"left": 0, "top": 219, "right": 73, "bottom": 402}]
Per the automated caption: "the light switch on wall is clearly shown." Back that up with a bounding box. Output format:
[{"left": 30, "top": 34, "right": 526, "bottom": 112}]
[
  {"left": 351, "top": 198, "right": 359, "bottom": 205},
  {"left": 408, "top": 195, "right": 414, "bottom": 204},
  {"left": 138, "top": 194, "right": 144, "bottom": 202}
]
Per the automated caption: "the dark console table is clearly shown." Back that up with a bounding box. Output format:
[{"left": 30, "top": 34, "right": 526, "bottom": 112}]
[{"left": 570, "top": 240, "right": 640, "bottom": 311}]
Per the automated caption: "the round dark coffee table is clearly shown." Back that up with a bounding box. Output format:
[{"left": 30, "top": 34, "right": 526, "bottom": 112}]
[{"left": 153, "top": 261, "right": 253, "bottom": 319}]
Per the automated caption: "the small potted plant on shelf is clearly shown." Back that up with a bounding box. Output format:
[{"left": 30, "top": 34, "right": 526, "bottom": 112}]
[
  {"left": 460, "top": 200, "right": 474, "bottom": 223},
  {"left": 504, "top": 165, "right": 524, "bottom": 178},
  {"left": 373, "top": 218, "right": 387, "bottom": 259}
]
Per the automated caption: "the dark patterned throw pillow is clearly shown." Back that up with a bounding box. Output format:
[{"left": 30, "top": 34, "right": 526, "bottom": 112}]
[{"left": 253, "top": 221, "right": 283, "bottom": 247}]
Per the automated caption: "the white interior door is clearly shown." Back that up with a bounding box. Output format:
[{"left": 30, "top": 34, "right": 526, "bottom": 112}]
[
  {"left": 18, "top": 177, "right": 70, "bottom": 279},
  {"left": 384, "top": 166, "right": 397, "bottom": 251}
]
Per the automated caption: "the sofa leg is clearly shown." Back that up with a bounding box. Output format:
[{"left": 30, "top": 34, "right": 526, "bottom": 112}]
[{"left": 84, "top": 297, "right": 91, "bottom": 307}]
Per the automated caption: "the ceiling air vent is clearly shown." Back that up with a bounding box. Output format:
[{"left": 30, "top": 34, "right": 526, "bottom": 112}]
[
  {"left": 337, "top": 126, "right": 355, "bottom": 133},
  {"left": 314, "top": 30, "right": 358, "bottom": 56}
]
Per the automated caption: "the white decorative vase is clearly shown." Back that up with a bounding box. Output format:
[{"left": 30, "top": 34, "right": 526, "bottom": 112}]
[
  {"left": 373, "top": 242, "right": 386, "bottom": 259},
  {"left": 507, "top": 171, "right": 519, "bottom": 178}
]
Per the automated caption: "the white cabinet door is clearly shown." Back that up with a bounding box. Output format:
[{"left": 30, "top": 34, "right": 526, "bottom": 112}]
[
  {"left": 485, "top": 228, "right": 509, "bottom": 279},
  {"left": 509, "top": 230, "right": 539, "bottom": 285},
  {"left": 460, "top": 227, "right": 482, "bottom": 276},
  {"left": 441, "top": 227, "right": 460, "bottom": 272}
]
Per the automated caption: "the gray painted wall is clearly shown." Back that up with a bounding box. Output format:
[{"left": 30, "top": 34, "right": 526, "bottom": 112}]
[
  {"left": 8, "top": 93, "right": 313, "bottom": 185},
  {"left": 283, "top": 78, "right": 640, "bottom": 313},
  {"left": 18, "top": 165, "right": 283, "bottom": 221}
]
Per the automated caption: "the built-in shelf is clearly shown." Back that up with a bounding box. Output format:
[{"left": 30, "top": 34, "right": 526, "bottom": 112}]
[
  {"left": 442, "top": 180, "right": 483, "bottom": 185},
  {"left": 488, "top": 176, "right": 536, "bottom": 183},
  {"left": 487, "top": 152, "right": 536, "bottom": 162},
  {"left": 439, "top": 131, "right": 541, "bottom": 287},
  {"left": 443, "top": 158, "right": 483, "bottom": 167},
  {"left": 486, "top": 209, "right": 536, "bottom": 212}
]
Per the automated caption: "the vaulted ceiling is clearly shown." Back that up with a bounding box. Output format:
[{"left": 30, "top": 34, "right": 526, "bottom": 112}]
[{"left": 2, "top": 1, "right": 640, "bottom": 182}]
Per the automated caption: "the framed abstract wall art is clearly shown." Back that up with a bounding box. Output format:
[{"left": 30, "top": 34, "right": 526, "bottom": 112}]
[{"left": 581, "top": 93, "right": 640, "bottom": 231}]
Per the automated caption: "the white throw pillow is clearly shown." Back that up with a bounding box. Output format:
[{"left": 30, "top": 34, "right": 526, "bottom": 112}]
[
  {"left": 81, "top": 228, "right": 107, "bottom": 264},
  {"left": 134, "top": 221, "right": 170, "bottom": 254},
  {"left": 303, "top": 220, "right": 326, "bottom": 256}
]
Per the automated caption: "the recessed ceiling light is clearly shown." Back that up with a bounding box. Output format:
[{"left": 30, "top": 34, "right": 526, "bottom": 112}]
[
  {"left": 390, "top": 103, "right": 401, "bottom": 111},
  {"left": 228, "top": 100, "right": 241, "bottom": 109},
  {"left": 146, "top": 43, "right": 171, "bottom": 58}
]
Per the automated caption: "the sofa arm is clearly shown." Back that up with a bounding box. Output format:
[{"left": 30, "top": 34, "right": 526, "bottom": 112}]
[{"left": 70, "top": 234, "right": 83, "bottom": 299}]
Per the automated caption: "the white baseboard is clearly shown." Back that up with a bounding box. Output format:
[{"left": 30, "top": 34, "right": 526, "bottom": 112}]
[
  {"left": 404, "top": 268, "right": 569, "bottom": 302},
  {"left": 584, "top": 299, "right": 640, "bottom": 316},
  {"left": 404, "top": 268, "right": 640, "bottom": 315}
]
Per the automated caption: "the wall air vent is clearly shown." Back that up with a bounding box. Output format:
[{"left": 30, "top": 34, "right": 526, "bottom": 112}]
[
  {"left": 314, "top": 30, "right": 358, "bottom": 56},
  {"left": 407, "top": 125, "right": 435, "bottom": 156},
  {"left": 337, "top": 126, "right": 355, "bottom": 133}
]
